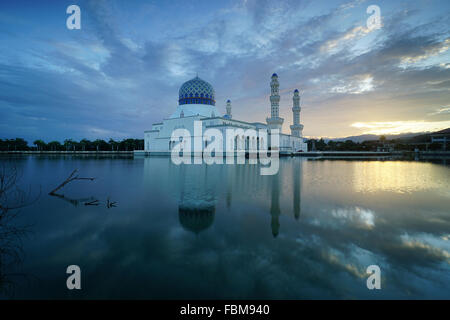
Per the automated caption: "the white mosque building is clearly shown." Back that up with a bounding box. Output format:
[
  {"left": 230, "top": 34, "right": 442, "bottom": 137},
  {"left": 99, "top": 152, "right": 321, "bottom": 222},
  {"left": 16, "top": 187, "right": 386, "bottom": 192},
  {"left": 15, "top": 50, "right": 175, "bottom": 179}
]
[{"left": 142, "top": 73, "right": 307, "bottom": 155}]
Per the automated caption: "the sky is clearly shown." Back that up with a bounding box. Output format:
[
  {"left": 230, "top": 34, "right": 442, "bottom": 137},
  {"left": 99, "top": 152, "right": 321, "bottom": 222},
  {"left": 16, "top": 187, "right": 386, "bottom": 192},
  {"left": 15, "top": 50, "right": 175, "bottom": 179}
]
[{"left": 0, "top": 0, "right": 449, "bottom": 142}]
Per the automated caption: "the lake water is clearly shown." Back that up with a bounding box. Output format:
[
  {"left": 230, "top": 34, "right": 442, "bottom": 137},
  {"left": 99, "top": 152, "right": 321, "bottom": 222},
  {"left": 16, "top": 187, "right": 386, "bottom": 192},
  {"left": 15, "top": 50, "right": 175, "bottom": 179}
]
[{"left": 1, "top": 155, "right": 449, "bottom": 299}]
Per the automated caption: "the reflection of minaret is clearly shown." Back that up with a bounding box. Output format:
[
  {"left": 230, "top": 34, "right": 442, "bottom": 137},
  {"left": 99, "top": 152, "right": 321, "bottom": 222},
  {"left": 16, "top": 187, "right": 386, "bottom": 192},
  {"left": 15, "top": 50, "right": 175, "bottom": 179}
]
[
  {"left": 226, "top": 184, "right": 232, "bottom": 210},
  {"left": 270, "top": 173, "right": 281, "bottom": 238},
  {"left": 293, "top": 161, "right": 301, "bottom": 220}
]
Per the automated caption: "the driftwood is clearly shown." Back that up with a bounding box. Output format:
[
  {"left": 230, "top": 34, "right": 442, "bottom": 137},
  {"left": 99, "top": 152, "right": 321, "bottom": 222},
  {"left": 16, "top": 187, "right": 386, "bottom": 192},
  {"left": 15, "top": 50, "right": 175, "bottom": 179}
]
[
  {"left": 47, "top": 169, "right": 118, "bottom": 210},
  {"left": 106, "top": 198, "right": 117, "bottom": 208},
  {"left": 50, "top": 194, "right": 96, "bottom": 207},
  {"left": 48, "top": 169, "right": 95, "bottom": 195},
  {"left": 84, "top": 199, "right": 99, "bottom": 206}
]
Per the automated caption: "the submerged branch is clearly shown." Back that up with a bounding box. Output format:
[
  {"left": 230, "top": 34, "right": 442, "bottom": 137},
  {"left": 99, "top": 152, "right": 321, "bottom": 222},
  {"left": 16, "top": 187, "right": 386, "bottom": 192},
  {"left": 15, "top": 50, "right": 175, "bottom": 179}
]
[
  {"left": 48, "top": 169, "right": 95, "bottom": 196},
  {"left": 84, "top": 200, "right": 99, "bottom": 206}
]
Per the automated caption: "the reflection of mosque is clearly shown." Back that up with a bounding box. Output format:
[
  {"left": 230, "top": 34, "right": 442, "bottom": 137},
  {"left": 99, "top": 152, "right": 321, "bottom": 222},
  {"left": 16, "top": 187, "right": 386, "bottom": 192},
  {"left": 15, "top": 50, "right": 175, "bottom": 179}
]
[
  {"left": 166, "top": 159, "right": 303, "bottom": 237},
  {"left": 178, "top": 166, "right": 216, "bottom": 234},
  {"left": 179, "top": 205, "right": 215, "bottom": 234},
  {"left": 174, "top": 164, "right": 218, "bottom": 235}
]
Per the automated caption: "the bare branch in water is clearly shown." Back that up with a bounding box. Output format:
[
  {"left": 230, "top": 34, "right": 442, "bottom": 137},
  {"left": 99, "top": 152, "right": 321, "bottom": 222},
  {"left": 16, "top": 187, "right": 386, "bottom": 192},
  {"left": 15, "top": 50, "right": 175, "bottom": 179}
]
[
  {"left": 48, "top": 169, "right": 95, "bottom": 196},
  {"left": 84, "top": 199, "right": 99, "bottom": 206},
  {"left": 0, "top": 164, "right": 40, "bottom": 215},
  {"left": 0, "top": 164, "right": 35, "bottom": 297},
  {"left": 50, "top": 194, "right": 96, "bottom": 207},
  {"left": 106, "top": 197, "right": 117, "bottom": 208}
]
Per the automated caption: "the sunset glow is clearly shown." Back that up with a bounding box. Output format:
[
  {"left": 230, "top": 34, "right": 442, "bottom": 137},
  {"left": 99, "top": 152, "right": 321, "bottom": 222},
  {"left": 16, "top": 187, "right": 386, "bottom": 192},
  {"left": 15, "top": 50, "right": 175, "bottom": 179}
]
[{"left": 351, "top": 121, "right": 450, "bottom": 135}]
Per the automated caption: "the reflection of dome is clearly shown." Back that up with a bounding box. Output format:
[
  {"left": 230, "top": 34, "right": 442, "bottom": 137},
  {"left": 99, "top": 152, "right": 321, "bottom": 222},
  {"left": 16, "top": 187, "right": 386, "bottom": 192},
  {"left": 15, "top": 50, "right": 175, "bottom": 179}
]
[
  {"left": 178, "top": 76, "right": 215, "bottom": 106},
  {"left": 179, "top": 206, "right": 215, "bottom": 234}
]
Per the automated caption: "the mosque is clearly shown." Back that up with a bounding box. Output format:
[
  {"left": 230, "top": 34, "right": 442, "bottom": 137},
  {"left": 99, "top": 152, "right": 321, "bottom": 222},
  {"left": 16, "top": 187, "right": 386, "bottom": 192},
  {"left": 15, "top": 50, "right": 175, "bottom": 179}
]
[{"left": 143, "top": 73, "right": 307, "bottom": 154}]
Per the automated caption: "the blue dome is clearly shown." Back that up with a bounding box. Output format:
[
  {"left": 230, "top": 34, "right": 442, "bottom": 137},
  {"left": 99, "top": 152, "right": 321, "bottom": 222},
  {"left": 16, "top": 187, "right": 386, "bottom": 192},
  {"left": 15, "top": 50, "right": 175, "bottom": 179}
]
[
  {"left": 294, "top": 89, "right": 299, "bottom": 93},
  {"left": 178, "top": 76, "right": 215, "bottom": 106},
  {"left": 272, "top": 73, "right": 278, "bottom": 77}
]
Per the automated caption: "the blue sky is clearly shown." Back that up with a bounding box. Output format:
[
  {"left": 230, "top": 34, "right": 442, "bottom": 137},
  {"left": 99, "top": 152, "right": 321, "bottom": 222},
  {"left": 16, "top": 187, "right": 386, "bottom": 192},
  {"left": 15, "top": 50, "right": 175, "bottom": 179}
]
[{"left": 0, "top": 0, "right": 449, "bottom": 142}]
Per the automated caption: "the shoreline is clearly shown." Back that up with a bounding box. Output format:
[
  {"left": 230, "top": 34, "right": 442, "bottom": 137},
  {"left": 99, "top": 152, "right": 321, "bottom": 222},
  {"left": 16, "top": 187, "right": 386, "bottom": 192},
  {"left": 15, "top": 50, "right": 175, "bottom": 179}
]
[
  {"left": 1, "top": 150, "right": 449, "bottom": 157},
  {"left": 0, "top": 150, "right": 134, "bottom": 154}
]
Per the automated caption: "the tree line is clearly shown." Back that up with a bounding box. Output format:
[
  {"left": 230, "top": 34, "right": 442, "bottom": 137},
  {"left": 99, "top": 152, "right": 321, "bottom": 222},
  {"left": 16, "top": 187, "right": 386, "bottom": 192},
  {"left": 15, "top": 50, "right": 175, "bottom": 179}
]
[
  {"left": 306, "top": 136, "right": 445, "bottom": 151},
  {"left": 0, "top": 138, "right": 144, "bottom": 151}
]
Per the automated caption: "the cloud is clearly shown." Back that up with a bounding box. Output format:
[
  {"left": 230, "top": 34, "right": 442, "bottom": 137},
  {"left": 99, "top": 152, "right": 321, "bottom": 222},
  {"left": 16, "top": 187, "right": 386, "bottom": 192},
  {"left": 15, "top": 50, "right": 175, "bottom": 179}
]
[
  {"left": 351, "top": 120, "right": 450, "bottom": 134},
  {"left": 428, "top": 105, "right": 450, "bottom": 115},
  {"left": 0, "top": 0, "right": 450, "bottom": 140},
  {"left": 320, "top": 25, "right": 374, "bottom": 53},
  {"left": 330, "top": 74, "right": 374, "bottom": 94},
  {"left": 399, "top": 38, "right": 450, "bottom": 66}
]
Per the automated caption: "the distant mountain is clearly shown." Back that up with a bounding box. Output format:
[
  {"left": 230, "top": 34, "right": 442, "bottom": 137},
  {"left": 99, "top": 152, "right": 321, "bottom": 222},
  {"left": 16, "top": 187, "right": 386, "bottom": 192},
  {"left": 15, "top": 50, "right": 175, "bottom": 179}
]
[
  {"left": 328, "top": 132, "right": 426, "bottom": 143},
  {"left": 396, "top": 128, "right": 450, "bottom": 143}
]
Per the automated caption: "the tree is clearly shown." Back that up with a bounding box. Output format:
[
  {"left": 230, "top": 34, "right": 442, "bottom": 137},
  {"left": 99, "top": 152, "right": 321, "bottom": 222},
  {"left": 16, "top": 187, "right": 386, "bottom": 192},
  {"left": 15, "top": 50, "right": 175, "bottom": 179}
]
[
  {"left": 2, "top": 138, "right": 29, "bottom": 151},
  {"left": 108, "top": 139, "right": 118, "bottom": 151},
  {"left": 316, "top": 138, "right": 327, "bottom": 151},
  {"left": 92, "top": 139, "right": 108, "bottom": 151},
  {"left": 64, "top": 139, "right": 74, "bottom": 151},
  {"left": 48, "top": 141, "right": 62, "bottom": 151},
  {"left": 79, "top": 139, "right": 90, "bottom": 151},
  {"left": 33, "top": 140, "right": 46, "bottom": 151}
]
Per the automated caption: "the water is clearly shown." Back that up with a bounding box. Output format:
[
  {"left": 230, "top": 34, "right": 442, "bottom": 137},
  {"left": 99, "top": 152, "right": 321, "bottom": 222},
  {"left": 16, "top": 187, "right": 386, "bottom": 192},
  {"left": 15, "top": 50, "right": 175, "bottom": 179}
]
[{"left": 0, "top": 156, "right": 449, "bottom": 299}]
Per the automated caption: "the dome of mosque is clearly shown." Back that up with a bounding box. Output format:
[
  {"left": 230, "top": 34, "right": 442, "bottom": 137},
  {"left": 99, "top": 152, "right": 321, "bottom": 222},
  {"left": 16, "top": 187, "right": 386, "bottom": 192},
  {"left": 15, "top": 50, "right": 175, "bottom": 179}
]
[{"left": 178, "top": 76, "right": 215, "bottom": 106}]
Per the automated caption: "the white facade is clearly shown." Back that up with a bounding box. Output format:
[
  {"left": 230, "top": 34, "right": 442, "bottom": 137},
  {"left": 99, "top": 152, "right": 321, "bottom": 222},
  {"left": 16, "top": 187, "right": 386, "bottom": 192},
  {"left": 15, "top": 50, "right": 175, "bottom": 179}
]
[{"left": 144, "top": 74, "right": 307, "bottom": 155}]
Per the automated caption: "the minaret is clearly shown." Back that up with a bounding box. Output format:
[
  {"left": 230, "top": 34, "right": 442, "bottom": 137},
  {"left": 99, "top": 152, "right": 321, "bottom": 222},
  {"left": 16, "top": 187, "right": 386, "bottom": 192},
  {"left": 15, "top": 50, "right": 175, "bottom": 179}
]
[
  {"left": 290, "top": 89, "right": 304, "bottom": 137},
  {"left": 266, "top": 73, "right": 284, "bottom": 131},
  {"left": 226, "top": 99, "right": 232, "bottom": 119}
]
